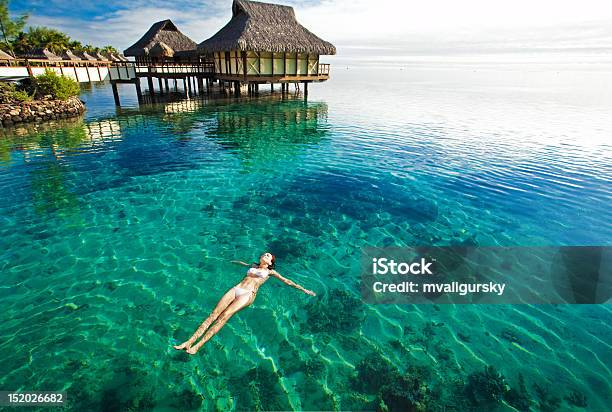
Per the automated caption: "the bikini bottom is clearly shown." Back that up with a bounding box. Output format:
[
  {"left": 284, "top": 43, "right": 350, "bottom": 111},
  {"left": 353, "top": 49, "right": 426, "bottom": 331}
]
[{"left": 233, "top": 286, "right": 254, "bottom": 298}]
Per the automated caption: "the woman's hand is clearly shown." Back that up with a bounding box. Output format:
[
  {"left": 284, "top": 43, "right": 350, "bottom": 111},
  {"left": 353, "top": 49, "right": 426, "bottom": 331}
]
[{"left": 304, "top": 289, "right": 316, "bottom": 296}]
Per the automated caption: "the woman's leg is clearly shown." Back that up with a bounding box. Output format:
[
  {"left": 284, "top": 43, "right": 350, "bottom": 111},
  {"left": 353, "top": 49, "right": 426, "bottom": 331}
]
[
  {"left": 173, "top": 287, "right": 237, "bottom": 350},
  {"left": 186, "top": 292, "right": 255, "bottom": 354}
]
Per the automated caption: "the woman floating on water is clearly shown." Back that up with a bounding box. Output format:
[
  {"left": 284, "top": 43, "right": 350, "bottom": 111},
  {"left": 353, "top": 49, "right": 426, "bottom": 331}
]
[{"left": 173, "top": 252, "right": 316, "bottom": 354}]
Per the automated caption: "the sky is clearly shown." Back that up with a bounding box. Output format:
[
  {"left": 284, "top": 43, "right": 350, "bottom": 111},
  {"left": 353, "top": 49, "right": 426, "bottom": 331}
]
[{"left": 9, "top": 0, "right": 612, "bottom": 59}]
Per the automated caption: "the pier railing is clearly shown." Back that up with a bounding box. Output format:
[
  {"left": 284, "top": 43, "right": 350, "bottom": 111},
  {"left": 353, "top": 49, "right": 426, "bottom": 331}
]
[
  {"left": 135, "top": 62, "right": 215, "bottom": 75},
  {"left": 0, "top": 58, "right": 136, "bottom": 82},
  {"left": 318, "top": 63, "right": 330, "bottom": 76},
  {"left": 1, "top": 58, "right": 330, "bottom": 81}
]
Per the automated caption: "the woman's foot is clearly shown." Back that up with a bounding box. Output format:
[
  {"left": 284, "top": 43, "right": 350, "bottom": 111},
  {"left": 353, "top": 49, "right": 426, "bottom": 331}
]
[
  {"left": 173, "top": 342, "right": 191, "bottom": 350},
  {"left": 186, "top": 346, "right": 199, "bottom": 355}
]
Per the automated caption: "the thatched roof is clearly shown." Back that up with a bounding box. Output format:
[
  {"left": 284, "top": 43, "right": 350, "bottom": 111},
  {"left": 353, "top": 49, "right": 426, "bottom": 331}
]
[
  {"left": 148, "top": 41, "right": 174, "bottom": 58},
  {"left": 124, "top": 20, "right": 197, "bottom": 57},
  {"left": 82, "top": 52, "right": 98, "bottom": 61},
  {"left": 94, "top": 52, "right": 108, "bottom": 61},
  {"left": 0, "top": 49, "right": 14, "bottom": 60},
  {"left": 198, "top": 0, "right": 336, "bottom": 55},
  {"left": 62, "top": 50, "right": 81, "bottom": 61},
  {"left": 105, "top": 53, "right": 121, "bottom": 62},
  {"left": 21, "top": 48, "right": 62, "bottom": 60}
]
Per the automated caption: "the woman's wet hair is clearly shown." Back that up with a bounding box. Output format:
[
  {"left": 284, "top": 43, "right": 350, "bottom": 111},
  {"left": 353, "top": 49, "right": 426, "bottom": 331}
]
[{"left": 254, "top": 253, "right": 275, "bottom": 269}]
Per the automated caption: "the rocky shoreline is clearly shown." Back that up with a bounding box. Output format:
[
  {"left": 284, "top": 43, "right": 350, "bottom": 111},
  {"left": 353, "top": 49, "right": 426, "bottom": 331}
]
[{"left": 0, "top": 96, "right": 85, "bottom": 127}]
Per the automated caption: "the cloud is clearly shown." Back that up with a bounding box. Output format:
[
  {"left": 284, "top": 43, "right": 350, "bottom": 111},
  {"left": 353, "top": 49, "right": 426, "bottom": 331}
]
[
  {"left": 20, "top": 0, "right": 612, "bottom": 55},
  {"left": 27, "top": 5, "right": 230, "bottom": 50}
]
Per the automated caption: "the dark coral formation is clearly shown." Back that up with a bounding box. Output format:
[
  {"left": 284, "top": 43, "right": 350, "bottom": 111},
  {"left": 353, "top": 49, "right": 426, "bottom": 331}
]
[
  {"left": 352, "top": 352, "right": 433, "bottom": 412},
  {"left": 564, "top": 388, "right": 588, "bottom": 408},
  {"left": 302, "top": 288, "right": 364, "bottom": 333},
  {"left": 228, "top": 362, "right": 292, "bottom": 411},
  {"left": 464, "top": 365, "right": 509, "bottom": 406},
  {"left": 505, "top": 373, "right": 532, "bottom": 411},
  {"left": 534, "top": 382, "right": 561, "bottom": 412}
]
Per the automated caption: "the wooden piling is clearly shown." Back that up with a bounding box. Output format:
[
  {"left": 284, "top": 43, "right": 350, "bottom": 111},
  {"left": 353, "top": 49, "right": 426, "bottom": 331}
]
[
  {"left": 134, "top": 79, "right": 142, "bottom": 103},
  {"left": 111, "top": 82, "right": 120, "bottom": 106},
  {"left": 147, "top": 76, "right": 154, "bottom": 94}
]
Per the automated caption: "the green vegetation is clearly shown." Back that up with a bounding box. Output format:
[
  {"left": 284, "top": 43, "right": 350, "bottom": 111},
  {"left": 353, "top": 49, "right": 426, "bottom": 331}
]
[
  {"left": 0, "top": 0, "right": 117, "bottom": 56},
  {"left": 0, "top": 69, "right": 80, "bottom": 102},
  {"left": 10, "top": 88, "right": 30, "bottom": 101},
  {"left": 0, "top": 0, "right": 27, "bottom": 55},
  {"left": 33, "top": 69, "right": 80, "bottom": 100},
  {"left": 0, "top": 81, "right": 31, "bottom": 102}
]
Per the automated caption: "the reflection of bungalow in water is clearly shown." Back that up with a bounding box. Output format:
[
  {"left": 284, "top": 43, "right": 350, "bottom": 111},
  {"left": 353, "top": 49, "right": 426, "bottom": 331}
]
[
  {"left": 211, "top": 101, "right": 329, "bottom": 161},
  {"left": 197, "top": 0, "right": 335, "bottom": 88},
  {"left": 124, "top": 20, "right": 198, "bottom": 64}
]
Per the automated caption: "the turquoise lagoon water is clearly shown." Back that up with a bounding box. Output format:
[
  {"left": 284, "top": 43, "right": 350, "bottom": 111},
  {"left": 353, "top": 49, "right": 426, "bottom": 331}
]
[{"left": 0, "top": 61, "right": 611, "bottom": 411}]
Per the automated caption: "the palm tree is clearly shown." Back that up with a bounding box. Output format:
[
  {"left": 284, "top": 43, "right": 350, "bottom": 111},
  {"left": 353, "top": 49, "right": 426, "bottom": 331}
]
[
  {"left": 68, "top": 40, "right": 82, "bottom": 52},
  {"left": 101, "top": 45, "right": 117, "bottom": 54},
  {"left": 14, "top": 26, "right": 71, "bottom": 54},
  {"left": 0, "top": 0, "right": 28, "bottom": 56}
]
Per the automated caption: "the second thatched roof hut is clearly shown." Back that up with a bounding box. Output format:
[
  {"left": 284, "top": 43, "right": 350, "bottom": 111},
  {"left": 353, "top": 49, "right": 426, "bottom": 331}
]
[
  {"left": 0, "top": 49, "right": 15, "bottom": 60},
  {"left": 197, "top": 0, "right": 335, "bottom": 79},
  {"left": 21, "top": 48, "right": 62, "bottom": 61},
  {"left": 81, "top": 52, "right": 98, "bottom": 61},
  {"left": 62, "top": 50, "right": 81, "bottom": 61},
  {"left": 94, "top": 52, "right": 109, "bottom": 61},
  {"left": 123, "top": 20, "right": 197, "bottom": 62}
]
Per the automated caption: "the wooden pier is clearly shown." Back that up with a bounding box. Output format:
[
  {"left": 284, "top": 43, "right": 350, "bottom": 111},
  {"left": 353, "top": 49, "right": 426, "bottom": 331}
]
[
  {"left": 0, "top": 57, "right": 331, "bottom": 106},
  {"left": 109, "top": 61, "right": 331, "bottom": 106}
]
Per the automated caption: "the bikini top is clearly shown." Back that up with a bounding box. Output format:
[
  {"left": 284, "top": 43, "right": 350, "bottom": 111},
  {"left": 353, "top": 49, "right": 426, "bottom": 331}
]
[{"left": 247, "top": 267, "right": 270, "bottom": 279}]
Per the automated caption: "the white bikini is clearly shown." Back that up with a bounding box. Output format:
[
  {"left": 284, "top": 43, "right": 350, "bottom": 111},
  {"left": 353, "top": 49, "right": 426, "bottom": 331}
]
[{"left": 233, "top": 267, "right": 270, "bottom": 297}]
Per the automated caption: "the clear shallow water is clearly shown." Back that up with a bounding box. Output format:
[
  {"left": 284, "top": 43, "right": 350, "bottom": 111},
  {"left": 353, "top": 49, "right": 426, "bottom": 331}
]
[{"left": 0, "top": 63, "right": 611, "bottom": 411}]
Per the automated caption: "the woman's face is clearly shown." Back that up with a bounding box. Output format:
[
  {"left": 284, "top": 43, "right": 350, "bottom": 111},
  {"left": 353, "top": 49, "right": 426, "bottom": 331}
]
[{"left": 260, "top": 252, "right": 273, "bottom": 266}]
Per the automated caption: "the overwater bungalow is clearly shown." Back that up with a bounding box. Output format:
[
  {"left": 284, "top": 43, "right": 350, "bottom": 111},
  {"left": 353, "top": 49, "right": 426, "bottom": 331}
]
[
  {"left": 80, "top": 52, "right": 98, "bottom": 61},
  {"left": 21, "top": 48, "right": 62, "bottom": 61},
  {"left": 0, "top": 49, "right": 15, "bottom": 60},
  {"left": 197, "top": 0, "right": 335, "bottom": 88},
  {"left": 74, "top": 52, "right": 98, "bottom": 61},
  {"left": 105, "top": 53, "right": 122, "bottom": 62},
  {"left": 0, "top": 49, "right": 14, "bottom": 66},
  {"left": 94, "top": 52, "right": 109, "bottom": 61},
  {"left": 123, "top": 20, "right": 197, "bottom": 64},
  {"left": 62, "top": 50, "right": 81, "bottom": 61}
]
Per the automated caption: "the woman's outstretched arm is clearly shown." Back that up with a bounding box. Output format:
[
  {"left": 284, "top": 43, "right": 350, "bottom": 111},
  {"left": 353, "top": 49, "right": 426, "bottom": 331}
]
[
  {"left": 270, "top": 270, "right": 316, "bottom": 296},
  {"left": 230, "top": 260, "right": 251, "bottom": 266}
]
